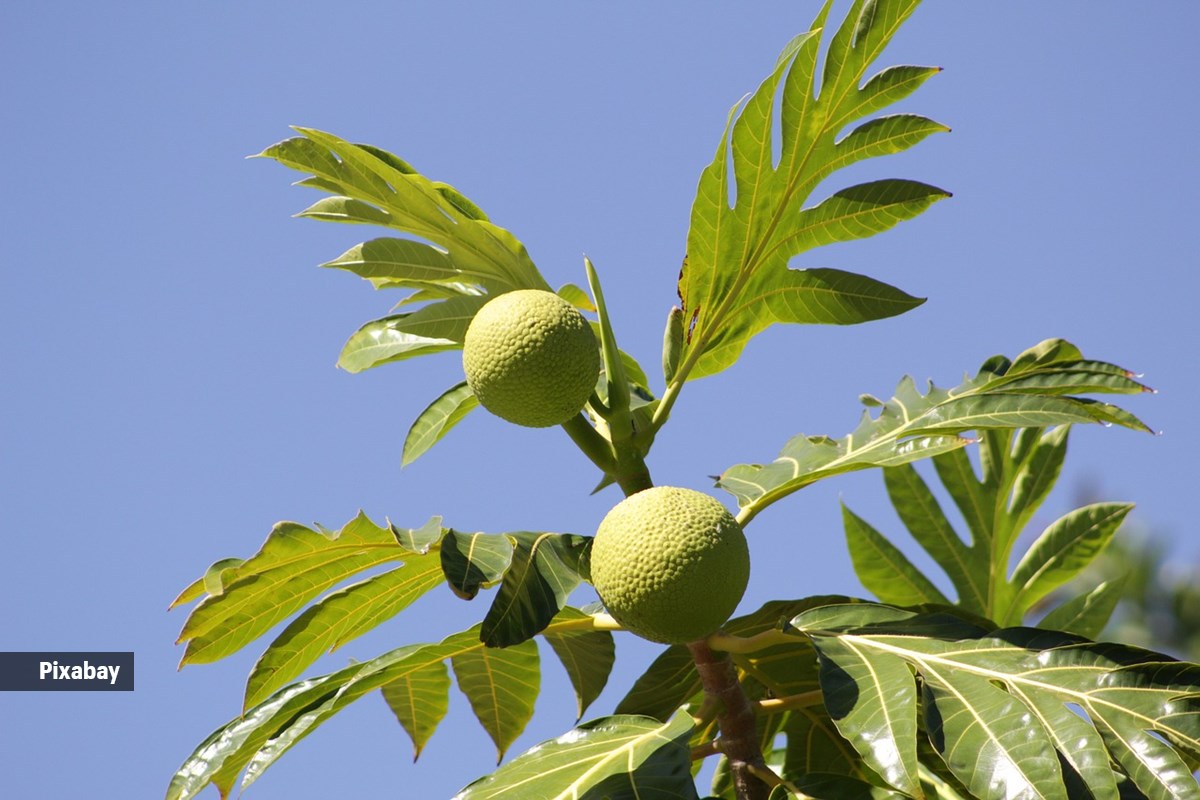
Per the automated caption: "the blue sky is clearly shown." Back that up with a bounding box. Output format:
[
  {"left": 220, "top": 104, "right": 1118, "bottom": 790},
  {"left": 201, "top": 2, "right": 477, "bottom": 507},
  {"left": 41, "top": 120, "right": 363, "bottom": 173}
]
[{"left": 2, "top": 2, "right": 1196, "bottom": 798}]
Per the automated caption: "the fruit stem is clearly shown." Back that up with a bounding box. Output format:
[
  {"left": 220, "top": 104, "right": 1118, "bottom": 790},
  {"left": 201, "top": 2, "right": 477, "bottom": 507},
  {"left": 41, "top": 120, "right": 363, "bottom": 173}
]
[
  {"left": 561, "top": 414, "right": 617, "bottom": 475},
  {"left": 614, "top": 455, "right": 654, "bottom": 496},
  {"left": 706, "top": 628, "right": 793, "bottom": 654},
  {"left": 687, "top": 640, "right": 771, "bottom": 800},
  {"left": 584, "top": 256, "right": 631, "bottom": 422},
  {"left": 584, "top": 255, "right": 656, "bottom": 496}
]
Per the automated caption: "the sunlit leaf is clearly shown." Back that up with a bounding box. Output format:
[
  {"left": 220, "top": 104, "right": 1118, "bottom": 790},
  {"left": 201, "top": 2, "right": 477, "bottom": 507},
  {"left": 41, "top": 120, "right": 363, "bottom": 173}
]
[
  {"left": 174, "top": 512, "right": 413, "bottom": 666},
  {"left": 402, "top": 381, "right": 479, "bottom": 467},
  {"left": 556, "top": 282, "right": 596, "bottom": 312},
  {"left": 452, "top": 711, "right": 699, "bottom": 800},
  {"left": 1008, "top": 503, "right": 1134, "bottom": 619},
  {"left": 336, "top": 313, "right": 459, "bottom": 373},
  {"left": 451, "top": 638, "right": 540, "bottom": 762},
  {"left": 242, "top": 549, "right": 446, "bottom": 710},
  {"left": 677, "top": 0, "right": 946, "bottom": 381},
  {"left": 168, "top": 610, "right": 616, "bottom": 799},
  {"left": 922, "top": 668, "right": 1065, "bottom": 799},
  {"left": 720, "top": 340, "right": 1152, "bottom": 525},
  {"left": 259, "top": 128, "right": 550, "bottom": 371},
  {"left": 259, "top": 128, "right": 547, "bottom": 295},
  {"left": 812, "top": 632, "right": 922, "bottom": 796},
  {"left": 381, "top": 660, "right": 452, "bottom": 761},
  {"left": 323, "top": 237, "right": 462, "bottom": 287}
]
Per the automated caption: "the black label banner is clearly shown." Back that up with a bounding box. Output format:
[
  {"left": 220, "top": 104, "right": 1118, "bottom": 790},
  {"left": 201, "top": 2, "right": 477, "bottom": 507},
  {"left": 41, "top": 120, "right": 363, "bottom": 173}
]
[{"left": 0, "top": 652, "right": 135, "bottom": 691}]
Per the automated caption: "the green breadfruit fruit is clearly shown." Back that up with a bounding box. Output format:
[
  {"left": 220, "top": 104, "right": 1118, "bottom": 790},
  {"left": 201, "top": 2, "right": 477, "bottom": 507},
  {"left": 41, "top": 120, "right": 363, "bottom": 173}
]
[
  {"left": 462, "top": 289, "right": 600, "bottom": 428},
  {"left": 590, "top": 486, "right": 750, "bottom": 644}
]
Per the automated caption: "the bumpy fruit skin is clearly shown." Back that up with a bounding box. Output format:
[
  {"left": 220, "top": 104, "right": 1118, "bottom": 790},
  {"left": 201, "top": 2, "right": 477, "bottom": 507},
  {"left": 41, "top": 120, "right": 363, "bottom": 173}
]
[
  {"left": 462, "top": 290, "right": 600, "bottom": 428},
  {"left": 589, "top": 486, "right": 750, "bottom": 644}
]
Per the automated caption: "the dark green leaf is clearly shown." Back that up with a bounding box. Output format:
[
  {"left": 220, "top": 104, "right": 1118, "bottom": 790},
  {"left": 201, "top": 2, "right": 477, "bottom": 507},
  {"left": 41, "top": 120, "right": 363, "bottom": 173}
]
[
  {"left": 440, "top": 530, "right": 514, "bottom": 601},
  {"left": 929, "top": 446, "right": 994, "bottom": 553},
  {"left": 883, "top": 462, "right": 985, "bottom": 613},
  {"left": 782, "top": 709, "right": 869, "bottom": 782},
  {"left": 617, "top": 599, "right": 846, "bottom": 720},
  {"left": 1038, "top": 577, "right": 1127, "bottom": 639},
  {"left": 922, "top": 668, "right": 1065, "bottom": 799},
  {"left": 481, "top": 532, "right": 589, "bottom": 647},
  {"left": 615, "top": 641, "right": 700, "bottom": 722},
  {"left": 1006, "top": 426, "right": 1070, "bottom": 536},
  {"left": 1005, "top": 680, "right": 1119, "bottom": 800},
  {"left": 785, "top": 772, "right": 912, "bottom": 800},
  {"left": 787, "top": 604, "right": 1200, "bottom": 800},
  {"left": 541, "top": 607, "right": 616, "bottom": 720},
  {"left": 1096, "top": 716, "right": 1200, "bottom": 800},
  {"left": 843, "top": 500, "right": 952, "bottom": 607},
  {"left": 810, "top": 632, "right": 922, "bottom": 796}
]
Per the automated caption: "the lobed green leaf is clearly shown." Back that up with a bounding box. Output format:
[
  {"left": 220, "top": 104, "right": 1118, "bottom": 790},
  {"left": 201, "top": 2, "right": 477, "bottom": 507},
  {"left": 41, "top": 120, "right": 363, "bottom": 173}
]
[
  {"left": 720, "top": 339, "right": 1151, "bottom": 524},
  {"left": 242, "top": 555, "right": 446, "bottom": 710},
  {"left": 452, "top": 711, "right": 699, "bottom": 800},
  {"left": 168, "top": 609, "right": 616, "bottom": 799},
  {"left": 1007, "top": 502, "right": 1134, "bottom": 619},
  {"left": 260, "top": 128, "right": 547, "bottom": 296},
  {"left": 811, "top": 632, "right": 922, "bottom": 796},
  {"left": 882, "top": 461, "right": 985, "bottom": 613},
  {"left": 677, "top": 0, "right": 945, "bottom": 383},
  {"left": 174, "top": 512, "right": 417, "bottom": 666},
  {"left": 787, "top": 604, "right": 1200, "bottom": 800}
]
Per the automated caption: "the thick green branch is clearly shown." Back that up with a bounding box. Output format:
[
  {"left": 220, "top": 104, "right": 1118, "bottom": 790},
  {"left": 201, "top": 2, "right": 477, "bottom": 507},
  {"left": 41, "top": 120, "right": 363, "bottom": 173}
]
[{"left": 561, "top": 414, "right": 616, "bottom": 474}]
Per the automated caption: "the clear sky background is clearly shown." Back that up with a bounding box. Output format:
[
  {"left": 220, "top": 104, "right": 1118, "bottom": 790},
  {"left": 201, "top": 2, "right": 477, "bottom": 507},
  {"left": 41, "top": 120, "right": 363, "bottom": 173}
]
[{"left": 2, "top": 2, "right": 1196, "bottom": 798}]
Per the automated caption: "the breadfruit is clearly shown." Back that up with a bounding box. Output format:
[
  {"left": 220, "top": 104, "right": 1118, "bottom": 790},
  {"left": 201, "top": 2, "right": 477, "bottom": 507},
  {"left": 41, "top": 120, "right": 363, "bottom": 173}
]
[
  {"left": 589, "top": 486, "right": 750, "bottom": 644},
  {"left": 462, "top": 289, "right": 599, "bottom": 428}
]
